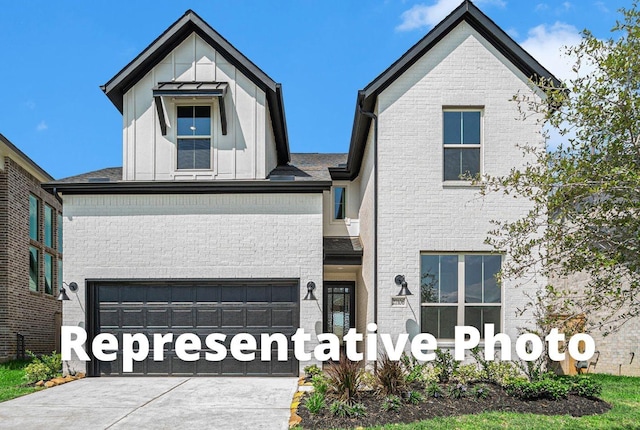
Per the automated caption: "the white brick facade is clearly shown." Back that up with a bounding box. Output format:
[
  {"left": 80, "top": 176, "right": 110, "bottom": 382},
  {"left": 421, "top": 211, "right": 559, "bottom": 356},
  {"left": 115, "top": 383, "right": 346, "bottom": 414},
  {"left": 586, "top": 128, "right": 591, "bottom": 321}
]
[
  {"left": 62, "top": 193, "right": 323, "bottom": 373},
  {"left": 370, "top": 22, "right": 545, "bottom": 353}
]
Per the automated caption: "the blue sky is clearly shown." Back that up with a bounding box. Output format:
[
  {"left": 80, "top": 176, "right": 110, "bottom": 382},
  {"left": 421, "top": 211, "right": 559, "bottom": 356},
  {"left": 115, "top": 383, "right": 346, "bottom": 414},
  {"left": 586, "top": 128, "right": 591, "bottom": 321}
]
[{"left": 0, "top": 0, "right": 632, "bottom": 179}]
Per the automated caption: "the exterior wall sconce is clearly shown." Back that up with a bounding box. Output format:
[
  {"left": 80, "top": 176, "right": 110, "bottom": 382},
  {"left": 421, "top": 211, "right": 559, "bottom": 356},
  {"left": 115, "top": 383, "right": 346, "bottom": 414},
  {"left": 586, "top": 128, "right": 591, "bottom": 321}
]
[
  {"left": 391, "top": 275, "right": 411, "bottom": 307},
  {"left": 394, "top": 275, "right": 412, "bottom": 296},
  {"left": 57, "top": 281, "right": 78, "bottom": 301},
  {"left": 303, "top": 281, "right": 317, "bottom": 301}
]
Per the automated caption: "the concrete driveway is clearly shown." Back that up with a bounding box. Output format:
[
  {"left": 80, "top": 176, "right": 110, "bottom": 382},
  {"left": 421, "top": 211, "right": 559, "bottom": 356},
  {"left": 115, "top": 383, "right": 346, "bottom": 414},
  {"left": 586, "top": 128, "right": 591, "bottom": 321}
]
[{"left": 0, "top": 377, "right": 298, "bottom": 429}]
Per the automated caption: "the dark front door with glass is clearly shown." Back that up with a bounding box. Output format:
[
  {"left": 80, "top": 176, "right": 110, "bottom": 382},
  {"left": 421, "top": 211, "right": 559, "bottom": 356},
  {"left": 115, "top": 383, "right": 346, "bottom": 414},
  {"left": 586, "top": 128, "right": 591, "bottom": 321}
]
[{"left": 323, "top": 281, "right": 355, "bottom": 342}]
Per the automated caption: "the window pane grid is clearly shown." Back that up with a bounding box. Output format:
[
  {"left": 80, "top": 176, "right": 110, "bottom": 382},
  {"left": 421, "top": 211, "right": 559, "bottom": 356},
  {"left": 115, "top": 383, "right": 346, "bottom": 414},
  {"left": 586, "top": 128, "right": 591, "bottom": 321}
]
[
  {"left": 421, "top": 253, "right": 501, "bottom": 338},
  {"left": 176, "top": 105, "right": 212, "bottom": 170},
  {"left": 443, "top": 110, "right": 482, "bottom": 181}
]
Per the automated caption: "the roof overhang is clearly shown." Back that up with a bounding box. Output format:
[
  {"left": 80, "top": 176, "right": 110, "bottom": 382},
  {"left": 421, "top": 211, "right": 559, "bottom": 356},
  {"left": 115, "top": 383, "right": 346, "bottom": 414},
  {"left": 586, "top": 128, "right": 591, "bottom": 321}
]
[
  {"left": 101, "top": 10, "right": 290, "bottom": 164},
  {"left": 336, "top": 0, "right": 563, "bottom": 181},
  {"left": 42, "top": 180, "right": 332, "bottom": 195},
  {"left": 152, "top": 81, "right": 229, "bottom": 136},
  {"left": 0, "top": 133, "right": 54, "bottom": 182}
]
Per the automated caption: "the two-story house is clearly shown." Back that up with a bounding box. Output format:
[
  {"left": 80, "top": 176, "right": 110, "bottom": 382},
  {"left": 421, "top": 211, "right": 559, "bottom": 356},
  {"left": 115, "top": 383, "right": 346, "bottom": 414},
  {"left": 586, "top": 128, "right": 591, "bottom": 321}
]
[
  {"left": 46, "top": 1, "right": 558, "bottom": 376},
  {"left": 1, "top": 134, "right": 63, "bottom": 362}
]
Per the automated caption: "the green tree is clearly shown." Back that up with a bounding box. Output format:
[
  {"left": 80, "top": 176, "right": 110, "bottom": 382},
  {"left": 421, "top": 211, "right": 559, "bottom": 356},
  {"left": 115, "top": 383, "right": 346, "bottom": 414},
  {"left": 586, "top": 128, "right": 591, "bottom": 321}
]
[{"left": 483, "top": 4, "right": 640, "bottom": 335}]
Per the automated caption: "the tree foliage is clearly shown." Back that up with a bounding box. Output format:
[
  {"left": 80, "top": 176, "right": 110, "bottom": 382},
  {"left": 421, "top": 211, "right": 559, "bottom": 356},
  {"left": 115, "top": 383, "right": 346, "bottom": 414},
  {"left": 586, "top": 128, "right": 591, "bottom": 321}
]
[{"left": 483, "top": 4, "right": 640, "bottom": 334}]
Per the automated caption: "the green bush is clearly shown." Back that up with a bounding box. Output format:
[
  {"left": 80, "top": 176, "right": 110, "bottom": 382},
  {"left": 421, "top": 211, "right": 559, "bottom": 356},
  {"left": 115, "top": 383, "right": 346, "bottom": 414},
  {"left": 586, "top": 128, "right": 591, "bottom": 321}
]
[
  {"left": 453, "top": 363, "right": 483, "bottom": 384},
  {"left": 406, "top": 390, "right": 425, "bottom": 404},
  {"left": 326, "top": 355, "right": 361, "bottom": 402},
  {"left": 311, "top": 374, "right": 329, "bottom": 396},
  {"left": 304, "top": 364, "right": 322, "bottom": 378},
  {"left": 568, "top": 376, "right": 603, "bottom": 398},
  {"left": 401, "top": 353, "right": 429, "bottom": 384},
  {"left": 330, "top": 400, "right": 367, "bottom": 417},
  {"left": 434, "top": 349, "right": 459, "bottom": 383},
  {"left": 425, "top": 382, "right": 445, "bottom": 398},
  {"left": 472, "top": 384, "right": 491, "bottom": 399},
  {"left": 304, "top": 392, "right": 325, "bottom": 414},
  {"left": 375, "top": 354, "right": 406, "bottom": 396},
  {"left": 505, "top": 377, "right": 570, "bottom": 400},
  {"left": 24, "top": 351, "right": 61, "bottom": 383},
  {"left": 483, "top": 361, "right": 524, "bottom": 386},
  {"left": 381, "top": 394, "right": 402, "bottom": 412},
  {"left": 449, "top": 383, "right": 468, "bottom": 399}
]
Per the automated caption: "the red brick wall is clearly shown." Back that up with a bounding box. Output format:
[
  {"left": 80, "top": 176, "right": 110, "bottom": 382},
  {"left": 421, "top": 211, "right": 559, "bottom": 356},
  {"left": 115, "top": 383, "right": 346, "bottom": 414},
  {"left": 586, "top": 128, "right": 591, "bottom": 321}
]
[{"left": 0, "top": 156, "right": 62, "bottom": 361}]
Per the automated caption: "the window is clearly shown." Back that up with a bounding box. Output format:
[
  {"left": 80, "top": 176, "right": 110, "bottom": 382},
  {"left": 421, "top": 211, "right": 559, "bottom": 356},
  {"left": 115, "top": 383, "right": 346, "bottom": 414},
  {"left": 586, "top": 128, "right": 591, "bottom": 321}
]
[
  {"left": 44, "top": 205, "right": 53, "bottom": 248},
  {"left": 44, "top": 253, "right": 53, "bottom": 295},
  {"left": 28, "top": 194, "right": 61, "bottom": 295},
  {"left": 177, "top": 106, "right": 211, "bottom": 170},
  {"left": 29, "top": 194, "right": 39, "bottom": 241},
  {"left": 29, "top": 246, "right": 38, "bottom": 292},
  {"left": 333, "top": 187, "right": 346, "bottom": 220},
  {"left": 57, "top": 213, "right": 63, "bottom": 253},
  {"left": 420, "top": 254, "right": 501, "bottom": 339},
  {"left": 443, "top": 110, "right": 481, "bottom": 181}
]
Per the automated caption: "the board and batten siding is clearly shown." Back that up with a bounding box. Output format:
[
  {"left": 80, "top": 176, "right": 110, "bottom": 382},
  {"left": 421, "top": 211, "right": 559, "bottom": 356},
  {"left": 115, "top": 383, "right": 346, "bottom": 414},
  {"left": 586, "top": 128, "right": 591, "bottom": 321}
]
[{"left": 122, "top": 33, "right": 278, "bottom": 181}]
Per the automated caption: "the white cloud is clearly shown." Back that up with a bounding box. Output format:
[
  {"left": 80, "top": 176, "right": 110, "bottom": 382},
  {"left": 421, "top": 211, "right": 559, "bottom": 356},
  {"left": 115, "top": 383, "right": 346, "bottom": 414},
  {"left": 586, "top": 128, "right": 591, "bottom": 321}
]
[
  {"left": 594, "top": 1, "right": 609, "bottom": 13},
  {"left": 36, "top": 121, "right": 48, "bottom": 131},
  {"left": 535, "top": 3, "right": 549, "bottom": 12},
  {"left": 520, "top": 22, "right": 582, "bottom": 81},
  {"left": 396, "top": 0, "right": 506, "bottom": 32},
  {"left": 23, "top": 100, "right": 36, "bottom": 110}
]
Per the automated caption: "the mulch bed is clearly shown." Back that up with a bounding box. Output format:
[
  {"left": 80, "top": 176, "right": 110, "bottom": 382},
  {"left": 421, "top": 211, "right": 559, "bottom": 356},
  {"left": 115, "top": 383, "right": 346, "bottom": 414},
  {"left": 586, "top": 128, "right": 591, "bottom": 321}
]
[{"left": 297, "top": 383, "right": 611, "bottom": 430}]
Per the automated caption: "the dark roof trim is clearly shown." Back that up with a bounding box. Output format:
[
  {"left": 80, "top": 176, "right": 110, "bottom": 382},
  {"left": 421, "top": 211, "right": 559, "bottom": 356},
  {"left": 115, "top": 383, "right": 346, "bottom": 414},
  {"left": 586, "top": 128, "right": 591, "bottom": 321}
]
[
  {"left": 42, "top": 180, "right": 331, "bottom": 195},
  {"left": 0, "top": 133, "right": 54, "bottom": 182},
  {"left": 101, "top": 9, "right": 290, "bottom": 164},
  {"left": 324, "top": 256, "right": 362, "bottom": 266},
  {"left": 338, "top": 0, "right": 561, "bottom": 181}
]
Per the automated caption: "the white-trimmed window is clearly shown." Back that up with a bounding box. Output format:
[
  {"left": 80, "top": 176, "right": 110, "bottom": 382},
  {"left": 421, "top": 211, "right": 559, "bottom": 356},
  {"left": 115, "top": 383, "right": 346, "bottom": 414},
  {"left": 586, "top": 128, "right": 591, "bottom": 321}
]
[
  {"left": 443, "top": 109, "right": 482, "bottom": 181},
  {"left": 420, "top": 253, "right": 501, "bottom": 339},
  {"left": 333, "top": 186, "right": 346, "bottom": 220},
  {"left": 176, "top": 105, "right": 212, "bottom": 170}
]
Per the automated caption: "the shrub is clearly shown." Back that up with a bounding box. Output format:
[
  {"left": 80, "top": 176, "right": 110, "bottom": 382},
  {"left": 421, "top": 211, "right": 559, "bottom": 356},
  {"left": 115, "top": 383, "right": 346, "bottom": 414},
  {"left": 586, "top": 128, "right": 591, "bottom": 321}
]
[
  {"left": 449, "top": 383, "right": 468, "bottom": 399},
  {"left": 305, "top": 392, "right": 325, "bottom": 414},
  {"left": 483, "top": 361, "right": 524, "bottom": 386},
  {"left": 434, "top": 349, "right": 459, "bottom": 383},
  {"left": 401, "top": 353, "right": 429, "bottom": 384},
  {"left": 330, "top": 400, "right": 367, "bottom": 417},
  {"left": 359, "top": 370, "right": 377, "bottom": 390},
  {"left": 472, "top": 384, "right": 491, "bottom": 399},
  {"left": 453, "top": 364, "right": 483, "bottom": 384},
  {"left": 304, "top": 364, "right": 322, "bottom": 378},
  {"left": 568, "top": 376, "right": 602, "bottom": 398},
  {"left": 381, "top": 395, "right": 402, "bottom": 412},
  {"left": 325, "top": 355, "right": 361, "bottom": 402},
  {"left": 375, "top": 354, "right": 406, "bottom": 396},
  {"left": 311, "top": 374, "right": 329, "bottom": 396},
  {"left": 505, "top": 378, "right": 570, "bottom": 400},
  {"left": 406, "top": 390, "right": 425, "bottom": 404},
  {"left": 425, "top": 382, "right": 444, "bottom": 398},
  {"left": 24, "top": 351, "right": 62, "bottom": 383}
]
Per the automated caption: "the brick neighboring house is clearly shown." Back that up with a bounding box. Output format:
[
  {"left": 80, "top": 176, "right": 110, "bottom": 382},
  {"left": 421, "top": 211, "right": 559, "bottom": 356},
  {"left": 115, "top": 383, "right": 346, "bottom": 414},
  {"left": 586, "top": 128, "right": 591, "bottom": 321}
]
[
  {"left": 0, "top": 134, "right": 62, "bottom": 362},
  {"left": 45, "top": 2, "right": 562, "bottom": 376}
]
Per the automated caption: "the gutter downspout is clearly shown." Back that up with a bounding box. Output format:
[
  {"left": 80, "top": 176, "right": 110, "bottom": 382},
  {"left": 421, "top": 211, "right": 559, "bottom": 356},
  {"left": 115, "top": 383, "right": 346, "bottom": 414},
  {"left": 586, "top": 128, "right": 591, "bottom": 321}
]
[{"left": 358, "top": 99, "right": 378, "bottom": 327}]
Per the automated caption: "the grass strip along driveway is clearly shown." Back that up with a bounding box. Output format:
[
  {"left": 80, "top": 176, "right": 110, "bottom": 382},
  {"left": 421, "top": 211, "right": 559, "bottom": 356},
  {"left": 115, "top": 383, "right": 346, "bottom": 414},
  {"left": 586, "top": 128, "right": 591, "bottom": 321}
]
[{"left": 0, "top": 361, "right": 39, "bottom": 403}]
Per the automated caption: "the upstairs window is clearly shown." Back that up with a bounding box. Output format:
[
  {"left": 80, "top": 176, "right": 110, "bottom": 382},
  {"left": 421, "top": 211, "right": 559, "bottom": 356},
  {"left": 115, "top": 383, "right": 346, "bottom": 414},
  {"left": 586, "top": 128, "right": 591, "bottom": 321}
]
[
  {"left": 334, "top": 187, "right": 346, "bottom": 220},
  {"left": 44, "top": 205, "right": 53, "bottom": 248},
  {"left": 443, "top": 110, "right": 481, "bottom": 181},
  {"left": 29, "top": 194, "right": 39, "bottom": 241},
  {"left": 177, "top": 106, "right": 211, "bottom": 170}
]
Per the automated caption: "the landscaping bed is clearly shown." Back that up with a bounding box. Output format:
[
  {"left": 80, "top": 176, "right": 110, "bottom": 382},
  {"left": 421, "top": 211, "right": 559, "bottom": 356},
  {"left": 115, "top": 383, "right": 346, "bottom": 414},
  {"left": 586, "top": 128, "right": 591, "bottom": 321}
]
[
  {"left": 297, "top": 382, "right": 610, "bottom": 429},
  {"left": 294, "top": 350, "right": 612, "bottom": 430}
]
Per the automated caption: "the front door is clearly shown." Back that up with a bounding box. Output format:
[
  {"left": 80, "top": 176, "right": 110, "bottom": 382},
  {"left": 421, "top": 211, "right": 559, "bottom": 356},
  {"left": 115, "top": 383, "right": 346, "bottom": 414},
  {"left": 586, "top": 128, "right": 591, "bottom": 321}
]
[{"left": 323, "top": 281, "right": 355, "bottom": 342}]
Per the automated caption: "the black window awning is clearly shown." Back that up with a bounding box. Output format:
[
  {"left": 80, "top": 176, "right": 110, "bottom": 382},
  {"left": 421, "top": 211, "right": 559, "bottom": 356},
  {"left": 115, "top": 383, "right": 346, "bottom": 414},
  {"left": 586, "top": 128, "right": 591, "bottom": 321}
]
[{"left": 152, "top": 81, "right": 228, "bottom": 136}]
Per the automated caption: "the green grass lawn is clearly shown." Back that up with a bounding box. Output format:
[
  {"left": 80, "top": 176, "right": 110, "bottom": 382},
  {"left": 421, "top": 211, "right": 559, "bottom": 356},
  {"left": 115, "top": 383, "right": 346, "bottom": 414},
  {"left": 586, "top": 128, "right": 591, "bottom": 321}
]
[
  {"left": 366, "top": 374, "right": 640, "bottom": 430},
  {"left": 0, "top": 360, "right": 40, "bottom": 403}
]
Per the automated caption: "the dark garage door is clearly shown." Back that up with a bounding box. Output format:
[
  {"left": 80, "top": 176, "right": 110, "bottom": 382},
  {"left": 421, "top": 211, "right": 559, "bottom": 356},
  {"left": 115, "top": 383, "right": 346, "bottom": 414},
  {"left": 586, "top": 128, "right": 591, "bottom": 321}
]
[{"left": 88, "top": 279, "right": 299, "bottom": 377}]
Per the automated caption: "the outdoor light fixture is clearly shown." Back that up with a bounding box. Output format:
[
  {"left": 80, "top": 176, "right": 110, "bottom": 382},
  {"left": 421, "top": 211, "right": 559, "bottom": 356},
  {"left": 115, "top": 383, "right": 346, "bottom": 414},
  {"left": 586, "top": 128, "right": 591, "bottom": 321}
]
[
  {"left": 304, "top": 281, "right": 317, "bottom": 301},
  {"left": 57, "top": 281, "right": 78, "bottom": 301},
  {"left": 394, "top": 275, "right": 412, "bottom": 296}
]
